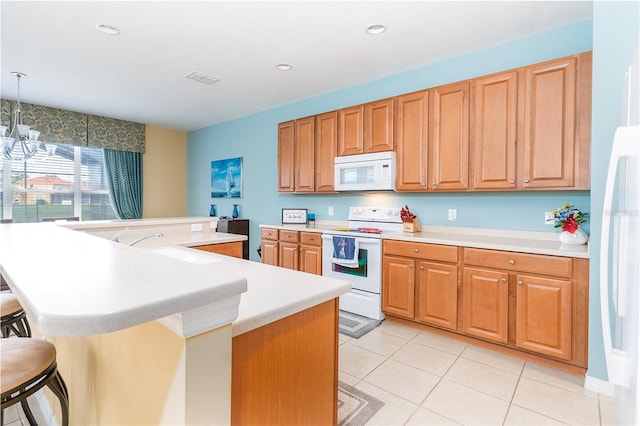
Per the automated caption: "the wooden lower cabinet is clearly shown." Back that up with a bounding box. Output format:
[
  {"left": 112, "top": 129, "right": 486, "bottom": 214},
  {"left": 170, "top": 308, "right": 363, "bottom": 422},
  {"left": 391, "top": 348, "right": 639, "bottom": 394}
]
[
  {"left": 261, "top": 228, "right": 322, "bottom": 275},
  {"left": 261, "top": 228, "right": 279, "bottom": 266},
  {"left": 193, "top": 242, "right": 243, "bottom": 258},
  {"left": 462, "top": 267, "right": 509, "bottom": 343},
  {"left": 516, "top": 274, "right": 572, "bottom": 360},
  {"left": 382, "top": 241, "right": 458, "bottom": 330},
  {"left": 232, "top": 298, "right": 338, "bottom": 425},
  {"left": 382, "top": 256, "right": 415, "bottom": 319},
  {"left": 417, "top": 261, "right": 458, "bottom": 330},
  {"left": 383, "top": 242, "right": 589, "bottom": 369}
]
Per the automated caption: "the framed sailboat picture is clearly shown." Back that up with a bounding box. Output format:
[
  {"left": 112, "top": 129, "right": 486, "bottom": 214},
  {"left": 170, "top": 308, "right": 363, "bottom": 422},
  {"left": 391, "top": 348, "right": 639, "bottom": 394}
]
[{"left": 211, "top": 157, "right": 243, "bottom": 198}]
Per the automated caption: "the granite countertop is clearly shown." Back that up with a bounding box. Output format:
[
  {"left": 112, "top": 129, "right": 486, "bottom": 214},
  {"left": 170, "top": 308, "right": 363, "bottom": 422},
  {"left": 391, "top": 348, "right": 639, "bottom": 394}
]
[
  {"left": 0, "top": 219, "right": 350, "bottom": 338},
  {"left": 259, "top": 222, "right": 590, "bottom": 259}
]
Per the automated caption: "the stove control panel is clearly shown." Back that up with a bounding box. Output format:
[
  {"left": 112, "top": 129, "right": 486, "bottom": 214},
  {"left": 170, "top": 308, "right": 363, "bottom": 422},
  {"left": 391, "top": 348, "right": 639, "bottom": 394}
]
[{"left": 348, "top": 206, "right": 402, "bottom": 223}]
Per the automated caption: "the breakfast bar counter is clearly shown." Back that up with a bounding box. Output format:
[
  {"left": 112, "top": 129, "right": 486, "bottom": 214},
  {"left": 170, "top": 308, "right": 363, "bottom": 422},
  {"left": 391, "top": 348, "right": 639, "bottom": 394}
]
[{"left": 0, "top": 219, "right": 350, "bottom": 425}]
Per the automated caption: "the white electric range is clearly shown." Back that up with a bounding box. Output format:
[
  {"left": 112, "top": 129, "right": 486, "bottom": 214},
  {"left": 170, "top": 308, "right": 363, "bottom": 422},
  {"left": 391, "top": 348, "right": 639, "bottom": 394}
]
[{"left": 321, "top": 207, "right": 403, "bottom": 320}]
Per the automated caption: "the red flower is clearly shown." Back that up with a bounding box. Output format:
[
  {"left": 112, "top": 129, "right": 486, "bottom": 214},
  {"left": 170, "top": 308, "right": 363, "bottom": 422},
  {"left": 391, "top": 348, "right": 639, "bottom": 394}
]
[{"left": 562, "top": 216, "right": 579, "bottom": 233}]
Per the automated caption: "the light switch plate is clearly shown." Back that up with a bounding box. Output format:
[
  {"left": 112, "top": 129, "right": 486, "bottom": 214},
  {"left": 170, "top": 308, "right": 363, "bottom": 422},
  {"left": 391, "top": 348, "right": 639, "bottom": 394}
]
[
  {"left": 448, "top": 209, "right": 457, "bottom": 221},
  {"left": 544, "top": 212, "right": 555, "bottom": 225}
]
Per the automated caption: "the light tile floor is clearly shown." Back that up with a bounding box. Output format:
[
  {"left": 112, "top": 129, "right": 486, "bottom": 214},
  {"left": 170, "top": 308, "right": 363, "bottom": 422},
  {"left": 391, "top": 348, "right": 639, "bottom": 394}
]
[
  {"left": 2, "top": 319, "right": 625, "bottom": 426},
  {"left": 339, "top": 319, "right": 622, "bottom": 426}
]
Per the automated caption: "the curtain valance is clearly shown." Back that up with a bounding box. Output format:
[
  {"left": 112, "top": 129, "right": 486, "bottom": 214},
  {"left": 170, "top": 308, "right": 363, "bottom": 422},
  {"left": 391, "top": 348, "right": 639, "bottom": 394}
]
[{"left": 0, "top": 99, "right": 145, "bottom": 153}]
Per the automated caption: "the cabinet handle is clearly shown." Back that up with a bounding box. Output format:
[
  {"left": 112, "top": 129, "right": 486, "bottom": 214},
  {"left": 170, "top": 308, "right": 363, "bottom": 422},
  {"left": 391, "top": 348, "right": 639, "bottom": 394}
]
[
  {"left": 422, "top": 182, "right": 427, "bottom": 186},
  {"left": 414, "top": 248, "right": 419, "bottom": 253},
  {"left": 524, "top": 179, "right": 530, "bottom": 184},
  {"left": 509, "top": 259, "right": 515, "bottom": 265},
  {"left": 432, "top": 182, "right": 437, "bottom": 186},
  {"left": 517, "top": 280, "right": 523, "bottom": 286},
  {"left": 409, "top": 264, "right": 413, "bottom": 269},
  {"left": 307, "top": 237, "right": 313, "bottom": 240},
  {"left": 420, "top": 265, "right": 424, "bottom": 270},
  {"left": 501, "top": 278, "right": 507, "bottom": 283},
  {"left": 509, "top": 180, "right": 515, "bottom": 184}
]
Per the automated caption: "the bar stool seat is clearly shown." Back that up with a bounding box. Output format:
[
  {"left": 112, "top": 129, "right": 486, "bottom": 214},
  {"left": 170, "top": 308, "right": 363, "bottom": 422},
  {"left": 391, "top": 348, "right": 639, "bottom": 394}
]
[
  {"left": 1, "top": 294, "right": 31, "bottom": 338},
  {"left": 1, "top": 338, "right": 69, "bottom": 425}
]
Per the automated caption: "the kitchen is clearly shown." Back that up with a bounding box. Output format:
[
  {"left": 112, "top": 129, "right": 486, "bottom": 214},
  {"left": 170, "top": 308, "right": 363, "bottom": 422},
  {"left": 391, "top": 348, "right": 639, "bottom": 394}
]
[{"left": 1, "top": 1, "right": 639, "bottom": 425}]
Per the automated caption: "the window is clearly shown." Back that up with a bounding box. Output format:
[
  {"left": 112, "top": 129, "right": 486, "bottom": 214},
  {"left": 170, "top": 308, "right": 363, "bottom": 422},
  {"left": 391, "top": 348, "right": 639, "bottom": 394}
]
[{"left": 0, "top": 143, "right": 117, "bottom": 223}]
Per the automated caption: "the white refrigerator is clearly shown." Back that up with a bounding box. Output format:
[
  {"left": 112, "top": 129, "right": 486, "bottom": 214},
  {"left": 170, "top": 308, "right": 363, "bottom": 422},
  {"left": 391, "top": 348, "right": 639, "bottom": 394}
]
[{"left": 600, "top": 43, "right": 640, "bottom": 424}]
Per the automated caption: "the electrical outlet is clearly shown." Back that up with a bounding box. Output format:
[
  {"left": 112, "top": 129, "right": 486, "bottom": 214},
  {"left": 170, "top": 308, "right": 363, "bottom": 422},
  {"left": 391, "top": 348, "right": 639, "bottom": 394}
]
[
  {"left": 448, "top": 209, "right": 457, "bottom": 222},
  {"left": 328, "top": 206, "right": 334, "bottom": 216},
  {"left": 545, "top": 211, "right": 555, "bottom": 225},
  {"left": 191, "top": 223, "right": 203, "bottom": 232}
]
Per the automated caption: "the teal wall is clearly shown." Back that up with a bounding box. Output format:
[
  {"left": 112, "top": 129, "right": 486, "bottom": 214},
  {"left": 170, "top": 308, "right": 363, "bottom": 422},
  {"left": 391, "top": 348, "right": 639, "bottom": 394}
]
[
  {"left": 188, "top": 20, "right": 592, "bottom": 262},
  {"left": 588, "top": 1, "right": 640, "bottom": 382}
]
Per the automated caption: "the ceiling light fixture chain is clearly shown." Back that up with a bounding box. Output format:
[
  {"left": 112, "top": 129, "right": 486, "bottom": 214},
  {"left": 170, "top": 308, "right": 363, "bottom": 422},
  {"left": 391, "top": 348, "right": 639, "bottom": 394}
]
[{"left": 1, "top": 72, "right": 44, "bottom": 161}]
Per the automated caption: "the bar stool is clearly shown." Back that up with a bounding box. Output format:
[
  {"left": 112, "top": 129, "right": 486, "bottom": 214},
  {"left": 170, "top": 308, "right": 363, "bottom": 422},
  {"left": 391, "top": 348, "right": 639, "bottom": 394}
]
[
  {"left": 1, "top": 338, "right": 69, "bottom": 426},
  {"left": 1, "top": 294, "right": 31, "bottom": 338}
]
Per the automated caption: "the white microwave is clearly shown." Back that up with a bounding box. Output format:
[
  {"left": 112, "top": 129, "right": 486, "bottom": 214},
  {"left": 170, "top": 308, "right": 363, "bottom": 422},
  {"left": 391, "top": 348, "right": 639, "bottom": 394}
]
[{"left": 334, "top": 152, "right": 396, "bottom": 191}]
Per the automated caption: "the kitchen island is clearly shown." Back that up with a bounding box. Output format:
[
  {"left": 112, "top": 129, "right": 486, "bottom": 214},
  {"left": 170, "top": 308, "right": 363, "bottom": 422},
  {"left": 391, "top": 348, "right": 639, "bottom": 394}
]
[{"left": 0, "top": 218, "right": 350, "bottom": 425}]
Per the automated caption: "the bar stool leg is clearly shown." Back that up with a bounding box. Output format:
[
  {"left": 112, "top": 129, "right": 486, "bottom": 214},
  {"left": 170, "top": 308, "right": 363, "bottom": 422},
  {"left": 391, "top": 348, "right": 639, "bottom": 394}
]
[
  {"left": 46, "top": 371, "right": 69, "bottom": 426},
  {"left": 20, "top": 399, "right": 37, "bottom": 425}
]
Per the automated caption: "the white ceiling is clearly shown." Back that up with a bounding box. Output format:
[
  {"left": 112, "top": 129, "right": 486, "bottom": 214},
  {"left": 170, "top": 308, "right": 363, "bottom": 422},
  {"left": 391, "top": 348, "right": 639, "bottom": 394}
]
[{"left": 0, "top": 1, "right": 592, "bottom": 132}]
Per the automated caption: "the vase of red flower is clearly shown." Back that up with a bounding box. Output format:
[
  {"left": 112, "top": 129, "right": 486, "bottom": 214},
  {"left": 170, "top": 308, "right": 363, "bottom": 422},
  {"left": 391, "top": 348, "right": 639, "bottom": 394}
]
[{"left": 552, "top": 203, "right": 589, "bottom": 245}]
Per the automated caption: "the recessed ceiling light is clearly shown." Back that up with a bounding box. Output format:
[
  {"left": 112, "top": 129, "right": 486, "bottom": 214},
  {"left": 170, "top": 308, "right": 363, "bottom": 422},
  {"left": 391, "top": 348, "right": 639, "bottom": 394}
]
[
  {"left": 276, "top": 64, "right": 293, "bottom": 71},
  {"left": 366, "top": 24, "right": 386, "bottom": 35},
  {"left": 96, "top": 24, "right": 121, "bottom": 35}
]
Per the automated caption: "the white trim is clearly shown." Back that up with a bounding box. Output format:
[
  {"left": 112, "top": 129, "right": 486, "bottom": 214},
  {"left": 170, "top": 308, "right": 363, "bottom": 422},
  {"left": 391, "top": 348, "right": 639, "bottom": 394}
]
[
  {"left": 34, "top": 390, "right": 58, "bottom": 426},
  {"left": 157, "top": 294, "right": 241, "bottom": 338},
  {"left": 584, "top": 374, "right": 617, "bottom": 397}
]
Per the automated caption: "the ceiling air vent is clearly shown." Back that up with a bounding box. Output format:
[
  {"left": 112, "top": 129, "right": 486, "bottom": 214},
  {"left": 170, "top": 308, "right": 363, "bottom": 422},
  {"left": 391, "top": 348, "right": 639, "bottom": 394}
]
[{"left": 185, "top": 72, "right": 220, "bottom": 86}]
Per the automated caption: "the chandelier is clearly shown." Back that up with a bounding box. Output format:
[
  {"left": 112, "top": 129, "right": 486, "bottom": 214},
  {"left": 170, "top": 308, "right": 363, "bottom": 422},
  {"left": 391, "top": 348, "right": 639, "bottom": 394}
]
[{"left": 1, "top": 72, "right": 41, "bottom": 161}]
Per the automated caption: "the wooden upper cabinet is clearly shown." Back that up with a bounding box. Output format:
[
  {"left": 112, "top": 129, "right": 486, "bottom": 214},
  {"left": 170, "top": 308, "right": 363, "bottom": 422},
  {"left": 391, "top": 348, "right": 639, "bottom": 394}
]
[
  {"left": 395, "top": 90, "right": 429, "bottom": 191},
  {"left": 429, "top": 81, "right": 470, "bottom": 191},
  {"left": 314, "top": 112, "right": 338, "bottom": 192},
  {"left": 521, "top": 56, "right": 577, "bottom": 189},
  {"left": 338, "top": 105, "right": 364, "bottom": 156},
  {"left": 277, "top": 121, "right": 295, "bottom": 192},
  {"left": 294, "top": 117, "right": 315, "bottom": 192},
  {"left": 364, "top": 98, "right": 394, "bottom": 153},
  {"left": 471, "top": 71, "right": 518, "bottom": 190}
]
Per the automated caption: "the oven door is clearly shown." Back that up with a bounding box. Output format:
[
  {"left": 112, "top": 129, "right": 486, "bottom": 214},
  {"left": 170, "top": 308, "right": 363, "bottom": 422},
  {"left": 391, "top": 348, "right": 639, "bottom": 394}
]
[{"left": 321, "top": 234, "right": 381, "bottom": 294}]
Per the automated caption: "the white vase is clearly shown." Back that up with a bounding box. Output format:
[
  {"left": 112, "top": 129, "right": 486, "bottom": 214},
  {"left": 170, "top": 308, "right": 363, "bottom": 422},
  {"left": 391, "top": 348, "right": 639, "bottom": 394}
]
[{"left": 559, "top": 226, "right": 589, "bottom": 245}]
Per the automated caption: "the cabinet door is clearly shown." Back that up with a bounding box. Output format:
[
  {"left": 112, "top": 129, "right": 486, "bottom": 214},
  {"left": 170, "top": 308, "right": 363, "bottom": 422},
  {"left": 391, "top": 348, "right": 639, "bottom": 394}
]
[
  {"left": 261, "top": 240, "right": 279, "bottom": 266},
  {"left": 315, "top": 112, "right": 337, "bottom": 192},
  {"left": 462, "top": 267, "right": 508, "bottom": 343},
  {"left": 278, "top": 121, "right": 295, "bottom": 192},
  {"left": 516, "top": 274, "right": 572, "bottom": 360},
  {"left": 364, "top": 98, "right": 394, "bottom": 153},
  {"left": 300, "top": 245, "right": 322, "bottom": 275},
  {"left": 429, "top": 81, "right": 470, "bottom": 191},
  {"left": 417, "top": 261, "right": 458, "bottom": 330},
  {"left": 471, "top": 71, "right": 518, "bottom": 190},
  {"left": 521, "top": 57, "right": 576, "bottom": 188},
  {"left": 395, "top": 90, "right": 429, "bottom": 191},
  {"left": 279, "top": 242, "right": 299, "bottom": 271},
  {"left": 338, "top": 105, "right": 364, "bottom": 156},
  {"left": 382, "top": 256, "right": 415, "bottom": 319},
  {"left": 294, "top": 117, "right": 315, "bottom": 192}
]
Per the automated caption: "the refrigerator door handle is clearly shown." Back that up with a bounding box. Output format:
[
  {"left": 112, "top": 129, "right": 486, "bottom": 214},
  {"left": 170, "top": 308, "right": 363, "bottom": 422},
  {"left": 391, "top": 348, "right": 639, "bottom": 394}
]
[{"left": 600, "top": 125, "right": 639, "bottom": 388}]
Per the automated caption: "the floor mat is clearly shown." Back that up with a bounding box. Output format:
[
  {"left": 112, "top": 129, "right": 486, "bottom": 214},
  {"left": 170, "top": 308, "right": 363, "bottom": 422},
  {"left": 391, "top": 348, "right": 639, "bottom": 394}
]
[{"left": 339, "top": 310, "right": 381, "bottom": 338}]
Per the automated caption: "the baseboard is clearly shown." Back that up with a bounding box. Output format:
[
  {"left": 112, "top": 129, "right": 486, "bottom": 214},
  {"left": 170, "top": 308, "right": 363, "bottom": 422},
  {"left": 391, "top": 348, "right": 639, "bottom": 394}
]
[
  {"left": 35, "top": 391, "right": 58, "bottom": 426},
  {"left": 584, "top": 374, "right": 616, "bottom": 396}
]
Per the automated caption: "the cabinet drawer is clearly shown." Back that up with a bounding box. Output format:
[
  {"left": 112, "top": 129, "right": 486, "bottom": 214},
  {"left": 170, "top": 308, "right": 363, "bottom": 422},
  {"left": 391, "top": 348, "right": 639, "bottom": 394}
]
[
  {"left": 261, "top": 228, "right": 279, "bottom": 241},
  {"left": 279, "top": 230, "right": 300, "bottom": 243},
  {"left": 383, "top": 240, "right": 457, "bottom": 263},
  {"left": 300, "top": 232, "right": 322, "bottom": 246},
  {"left": 464, "top": 248, "right": 572, "bottom": 278}
]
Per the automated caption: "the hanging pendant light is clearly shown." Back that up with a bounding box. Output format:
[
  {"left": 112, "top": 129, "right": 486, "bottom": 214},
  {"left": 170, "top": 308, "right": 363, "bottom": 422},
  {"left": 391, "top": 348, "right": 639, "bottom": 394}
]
[{"left": 1, "top": 72, "right": 41, "bottom": 161}]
